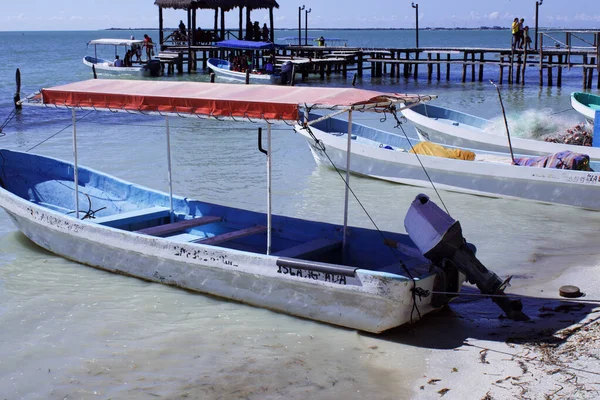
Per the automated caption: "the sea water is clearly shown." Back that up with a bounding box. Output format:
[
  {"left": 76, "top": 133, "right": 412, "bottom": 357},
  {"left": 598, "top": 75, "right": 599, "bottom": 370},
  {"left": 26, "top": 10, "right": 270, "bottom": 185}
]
[{"left": 0, "top": 29, "right": 599, "bottom": 399}]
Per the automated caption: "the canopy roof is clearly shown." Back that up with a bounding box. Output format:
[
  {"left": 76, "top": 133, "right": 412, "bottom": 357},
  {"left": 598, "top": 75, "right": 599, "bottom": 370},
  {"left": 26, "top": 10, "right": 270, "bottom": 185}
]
[
  {"left": 154, "top": 0, "right": 279, "bottom": 11},
  {"left": 216, "top": 39, "right": 276, "bottom": 50},
  {"left": 87, "top": 39, "right": 144, "bottom": 46},
  {"left": 34, "top": 79, "right": 435, "bottom": 122}
]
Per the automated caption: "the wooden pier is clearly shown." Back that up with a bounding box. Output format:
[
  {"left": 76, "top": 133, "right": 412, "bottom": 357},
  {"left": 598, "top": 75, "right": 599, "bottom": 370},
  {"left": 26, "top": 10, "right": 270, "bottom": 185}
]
[{"left": 160, "top": 30, "right": 600, "bottom": 89}]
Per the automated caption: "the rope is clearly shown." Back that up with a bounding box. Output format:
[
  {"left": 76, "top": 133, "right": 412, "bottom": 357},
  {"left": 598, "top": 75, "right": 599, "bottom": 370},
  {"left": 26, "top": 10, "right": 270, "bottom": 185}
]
[
  {"left": 26, "top": 111, "right": 93, "bottom": 153},
  {"left": 463, "top": 342, "right": 600, "bottom": 377},
  {"left": 0, "top": 107, "right": 19, "bottom": 135},
  {"left": 300, "top": 121, "right": 424, "bottom": 322},
  {"left": 550, "top": 108, "right": 577, "bottom": 116},
  {"left": 388, "top": 107, "right": 451, "bottom": 215},
  {"left": 429, "top": 289, "right": 600, "bottom": 304}
]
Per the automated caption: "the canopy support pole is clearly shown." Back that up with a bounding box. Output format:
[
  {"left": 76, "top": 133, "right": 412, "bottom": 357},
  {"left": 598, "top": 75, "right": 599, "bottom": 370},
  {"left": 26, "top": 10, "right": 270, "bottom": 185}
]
[
  {"left": 343, "top": 110, "right": 353, "bottom": 249},
  {"left": 72, "top": 109, "right": 80, "bottom": 218},
  {"left": 267, "top": 123, "right": 273, "bottom": 255},
  {"left": 165, "top": 115, "right": 174, "bottom": 222}
]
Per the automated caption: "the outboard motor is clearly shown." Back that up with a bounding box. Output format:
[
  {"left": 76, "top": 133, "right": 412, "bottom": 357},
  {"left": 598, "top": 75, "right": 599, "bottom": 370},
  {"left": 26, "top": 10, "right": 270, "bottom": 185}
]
[
  {"left": 144, "top": 59, "right": 162, "bottom": 77},
  {"left": 404, "top": 194, "right": 529, "bottom": 321}
]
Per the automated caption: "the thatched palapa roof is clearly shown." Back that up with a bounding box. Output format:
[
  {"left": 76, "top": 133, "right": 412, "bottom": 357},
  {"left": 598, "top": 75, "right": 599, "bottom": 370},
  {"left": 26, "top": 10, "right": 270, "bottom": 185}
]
[{"left": 153, "top": 0, "right": 279, "bottom": 11}]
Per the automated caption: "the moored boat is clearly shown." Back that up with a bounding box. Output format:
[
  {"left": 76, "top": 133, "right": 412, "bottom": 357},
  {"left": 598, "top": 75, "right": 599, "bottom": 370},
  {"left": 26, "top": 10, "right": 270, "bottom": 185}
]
[
  {"left": 208, "top": 39, "right": 281, "bottom": 84},
  {"left": 401, "top": 103, "right": 600, "bottom": 161},
  {"left": 207, "top": 58, "right": 279, "bottom": 84},
  {"left": 83, "top": 38, "right": 161, "bottom": 77},
  {"left": 8, "top": 79, "right": 526, "bottom": 333},
  {"left": 571, "top": 91, "right": 600, "bottom": 124},
  {"left": 294, "top": 112, "right": 600, "bottom": 210}
]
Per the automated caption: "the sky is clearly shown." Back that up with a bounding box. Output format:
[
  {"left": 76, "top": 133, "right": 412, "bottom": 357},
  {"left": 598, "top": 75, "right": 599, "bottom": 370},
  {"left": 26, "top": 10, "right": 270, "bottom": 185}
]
[{"left": 1, "top": 0, "right": 600, "bottom": 31}]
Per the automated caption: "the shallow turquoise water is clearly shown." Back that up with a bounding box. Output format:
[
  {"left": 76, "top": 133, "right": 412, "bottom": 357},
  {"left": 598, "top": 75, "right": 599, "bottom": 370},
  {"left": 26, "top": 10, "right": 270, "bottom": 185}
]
[{"left": 0, "top": 29, "right": 599, "bottom": 399}]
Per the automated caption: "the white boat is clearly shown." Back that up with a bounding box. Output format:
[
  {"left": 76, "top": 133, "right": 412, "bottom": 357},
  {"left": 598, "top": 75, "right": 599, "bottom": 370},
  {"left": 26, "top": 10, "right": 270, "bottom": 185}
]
[
  {"left": 571, "top": 91, "right": 600, "bottom": 124},
  {"left": 294, "top": 112, "right": 600, "bottom": 210},
  {"left": 401, "top": 103, "right": 600, "bottom": 161},
  {"left": 83, "top": 38, "right": 161, "bottom": 77},
  {"left": 9, "top": 80, "right": 527, "bottom": 333},
  {"left": 207, "top": 58, "right": 280, "bottom": 84}
]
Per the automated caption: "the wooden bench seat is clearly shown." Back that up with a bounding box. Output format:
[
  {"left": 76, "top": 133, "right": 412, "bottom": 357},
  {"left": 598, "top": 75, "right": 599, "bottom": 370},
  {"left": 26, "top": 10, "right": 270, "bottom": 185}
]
[
  {"left": 136, "top": 215, "right": 221, "bottom": 236},
  {"left": 93, "top": 206, "right": 170, "bottom": 228},
  {"left": 272, "top": 238, "right": 342, "bottom": 259},
  {"left": 193, "top": 225, "right": 267, "bottom": 246}
]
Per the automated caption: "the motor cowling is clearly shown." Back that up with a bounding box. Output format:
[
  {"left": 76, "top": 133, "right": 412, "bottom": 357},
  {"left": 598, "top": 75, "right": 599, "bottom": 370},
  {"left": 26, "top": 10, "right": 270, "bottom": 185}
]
[
  {"left": 404, "top": 194, "right": 529, "bottom": 321},
  {"left": 145, "top": 59, "right": 162, "bottom": 77}
]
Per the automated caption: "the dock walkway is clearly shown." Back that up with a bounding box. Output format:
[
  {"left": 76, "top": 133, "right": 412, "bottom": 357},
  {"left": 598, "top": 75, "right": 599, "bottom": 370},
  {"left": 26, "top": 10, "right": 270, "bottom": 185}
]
[{"left": 159, "top": 31, "right": 600, "bottom": 88}]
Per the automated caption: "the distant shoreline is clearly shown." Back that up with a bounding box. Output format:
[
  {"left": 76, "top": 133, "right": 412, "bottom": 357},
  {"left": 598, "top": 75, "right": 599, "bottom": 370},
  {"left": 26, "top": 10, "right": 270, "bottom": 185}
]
[
  {"left": 105, "top": 27, "right": 513, "bottom": 31},
  {"left": 105, "top": 26, "right": 589, "bottom": 32}
]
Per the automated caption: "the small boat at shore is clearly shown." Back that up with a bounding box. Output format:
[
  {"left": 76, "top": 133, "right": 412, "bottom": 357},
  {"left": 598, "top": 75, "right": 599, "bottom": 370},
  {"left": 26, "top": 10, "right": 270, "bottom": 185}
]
[
  {"left": 571, "top": 91, "right": 600, "bottom": 124},
  {"left": 401, "top": 103, "right": 600, "bottom": 161},
  {"left": 294, "top": 112, "right": 600, "bottom": 210},
  {"left": 83, "top": 38, "right": 161, "bottom": 77},
  {"left": 9, "top": 79, "right": 526, "bottom": 333}
]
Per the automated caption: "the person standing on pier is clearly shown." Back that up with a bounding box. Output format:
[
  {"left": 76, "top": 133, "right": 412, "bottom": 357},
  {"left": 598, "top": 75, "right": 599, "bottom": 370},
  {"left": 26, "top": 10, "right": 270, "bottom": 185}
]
[
  {"left": 262, "top": 23, "right": 270, "bottom": 42},
  {"left": 517, "top": 18, "right": 525, "bottom": 49},
  {"left": 523, "top": 26, "right": 532, "bottom": 50},
  {"left": 143, "top": 34, "right": 154, "bottom": 61},
  {"left": 253, "top": 21, "right": 261, "bottom": 41},
  {"left": 511, "top": 18, "right": 519, "bottom": 49}
]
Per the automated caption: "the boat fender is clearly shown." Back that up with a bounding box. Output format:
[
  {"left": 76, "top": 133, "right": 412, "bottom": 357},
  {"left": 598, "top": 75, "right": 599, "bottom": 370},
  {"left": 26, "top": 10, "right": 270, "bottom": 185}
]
[{"left": 404, "top": 194, "right": 529, "bottom": 321}]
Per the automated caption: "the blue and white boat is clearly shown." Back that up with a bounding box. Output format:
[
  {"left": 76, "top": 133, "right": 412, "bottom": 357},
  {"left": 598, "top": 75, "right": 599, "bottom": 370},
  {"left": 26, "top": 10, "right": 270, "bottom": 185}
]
[
  {"left": 207, "top": 58, "right": 279, "bottom": 84},
  {"left": 208, "top": 40, "right": 281, "bottom": 84},
  {"left": 7, "top": 79, "right": 527, "bottom": 332},
  {"left": 294, "top": 111, "right": 600, "bottom": 210},
  {"left": 401, "top": 103, "right": 600, "bottom": 161}
]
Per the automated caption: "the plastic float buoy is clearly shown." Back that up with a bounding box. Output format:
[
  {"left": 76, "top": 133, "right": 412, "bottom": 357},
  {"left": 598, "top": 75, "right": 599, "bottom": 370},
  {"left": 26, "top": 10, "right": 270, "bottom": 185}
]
[{"left": 559, "top": 285, "right": 583, "bottom": 298}]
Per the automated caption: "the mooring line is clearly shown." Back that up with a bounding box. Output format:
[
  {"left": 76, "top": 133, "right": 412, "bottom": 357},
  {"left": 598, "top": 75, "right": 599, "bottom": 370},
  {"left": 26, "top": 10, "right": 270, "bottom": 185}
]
[
  {"left": 26, "top": 111, "right": 93, "bottom": 152},
  {"left": 0, "top": 107, "right": 18, "bottom": 135},
  {"left": 463, "top": 341, "right": 600, "bottom": 377}
]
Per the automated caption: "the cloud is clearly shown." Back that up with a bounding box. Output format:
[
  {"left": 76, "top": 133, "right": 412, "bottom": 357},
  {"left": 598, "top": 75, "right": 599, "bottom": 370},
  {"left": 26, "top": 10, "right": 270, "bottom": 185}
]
[
  {"left": 5, "top": 14, "right": 25, "bottom": 22},
  {"left": 488, "top": 12, "right": 500, "bottom": 20},
  {"left": 573, "top": 13, "right": 600, "bottom": 22}
]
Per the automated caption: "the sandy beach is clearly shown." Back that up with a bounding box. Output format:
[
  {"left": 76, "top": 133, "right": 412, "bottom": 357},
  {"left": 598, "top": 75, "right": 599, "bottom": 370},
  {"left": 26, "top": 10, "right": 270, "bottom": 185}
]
[{"left": 402, "top": 262, "right": 600, "bottom": 400}]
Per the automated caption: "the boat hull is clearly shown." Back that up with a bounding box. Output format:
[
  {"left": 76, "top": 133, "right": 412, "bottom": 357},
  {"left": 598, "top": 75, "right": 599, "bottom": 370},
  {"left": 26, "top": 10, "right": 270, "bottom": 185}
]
[
  {"left": 402, "top": 103, "right": 600, "bottom": 161},
  {"left": 571, "top": 92, "right": 600, "bottom": 124},
  {"left": 207, "top": 58, "right": 280, "bottom": 84},
  {"left": 295, "top": 117, "right": 600, "bottom": 210},
  {"left": 0, "top": 149, "right": 450, "bottom": 333}
]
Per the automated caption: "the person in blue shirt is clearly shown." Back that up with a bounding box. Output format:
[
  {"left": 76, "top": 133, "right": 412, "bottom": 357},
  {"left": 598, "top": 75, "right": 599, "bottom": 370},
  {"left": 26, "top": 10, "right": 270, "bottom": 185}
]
[{"left": 113, "top": 55, "right": 124, "bottom": 67}]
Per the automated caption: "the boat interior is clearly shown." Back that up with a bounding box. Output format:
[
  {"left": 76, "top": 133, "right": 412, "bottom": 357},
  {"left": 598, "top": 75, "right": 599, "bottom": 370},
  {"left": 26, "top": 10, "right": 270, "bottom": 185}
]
[
  {"left": 0, "top": 149, "right": 431, "bottom": 278},
  {"left": 307, "top": 113, "right": 600, "bottom": 170}
]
